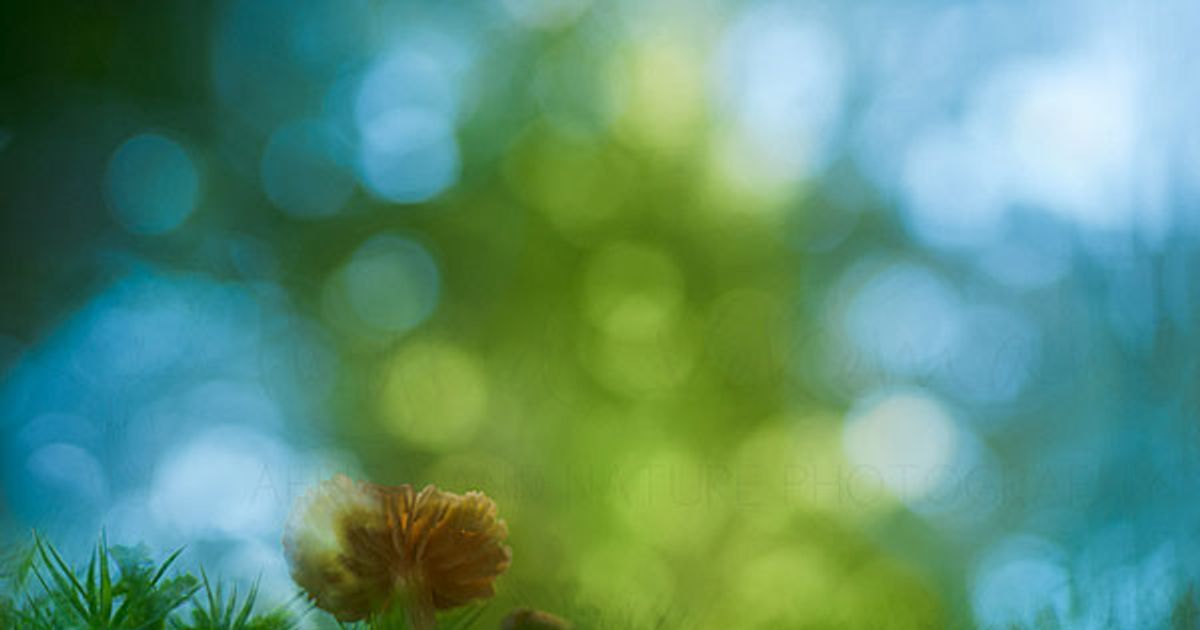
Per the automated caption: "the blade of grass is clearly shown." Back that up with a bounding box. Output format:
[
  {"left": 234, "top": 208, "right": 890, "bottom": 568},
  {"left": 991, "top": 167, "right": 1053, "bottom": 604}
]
[
  {"left": 34, "top": 533, "right": 88, "bottom": 600},
  {"left": 224, "top": 582, "right": 238, "bottom": 627},
  {"left": 233, "top": 578, "right": 261, "bottom": 628},
  {"left": 85, "top": 545, "right": 97, "bottom": 612},
  {"left": 444, "top": 604, "right": 487, "bottom": 630},
  {"left": 99, "top": 531, "right": 113, "bottom": 621},
  {"left": 23, "top": 593, "right": 50, "bottom": 629},
  {"left": 201, "top": 567, "right": 221, "bottom": 622},
  {"left": 32, "top": 535, "right": 89, "bottom": 621},
  {"left": 152, "top": 547, "right": 187, "bottom": 587}
]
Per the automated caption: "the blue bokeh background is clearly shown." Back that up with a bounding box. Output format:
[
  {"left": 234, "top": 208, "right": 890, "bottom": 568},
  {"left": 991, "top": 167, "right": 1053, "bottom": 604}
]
[{"left": 3, "top": 1, "right": 1200, "bottom": 627}]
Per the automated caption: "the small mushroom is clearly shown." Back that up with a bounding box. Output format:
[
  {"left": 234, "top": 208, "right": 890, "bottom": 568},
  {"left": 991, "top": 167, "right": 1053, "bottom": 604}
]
[{"left": 283, "top": 474, "right": 511, "bottom": 630}]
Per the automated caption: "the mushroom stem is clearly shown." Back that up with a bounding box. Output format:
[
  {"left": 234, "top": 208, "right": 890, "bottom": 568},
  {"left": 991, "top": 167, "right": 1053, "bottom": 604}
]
[{"left": 399, "top": 573, "right": 436, "bottom": 630}]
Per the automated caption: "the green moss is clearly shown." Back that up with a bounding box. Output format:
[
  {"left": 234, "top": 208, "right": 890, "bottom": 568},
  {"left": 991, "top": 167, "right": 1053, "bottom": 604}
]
[
  {"left": 0, "top": 533, "right": 295, "bottom": 630},
  {"left": 173, "top": 568, "right": 296, "bottom": 630}
]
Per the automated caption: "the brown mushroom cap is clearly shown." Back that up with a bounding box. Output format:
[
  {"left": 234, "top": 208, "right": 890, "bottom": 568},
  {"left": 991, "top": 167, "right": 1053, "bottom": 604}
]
[{"left": 283, "top": 475, "right": 512, "bottom": 625}]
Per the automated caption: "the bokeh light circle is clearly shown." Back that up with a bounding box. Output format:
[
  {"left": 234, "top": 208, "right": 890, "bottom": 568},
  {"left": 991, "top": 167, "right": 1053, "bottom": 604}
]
[
  {"left": 972, "top": 535, "right": 1071, "bottom": 628},
  {"left": 576, "top": 540, "right": 675, "bottom": 623},
  {"left": 149, "top": 425, "right": 290, "bottom": 537},
  {"left": 731, "top": 546, "right": 845, "bottom": 627},
  {"left": 355, "top": 51, "right": 458, "bottom": 130},
  {"left": 105, "top": 133, "right": 199, "bottom": 235},
  {"left": 611, "top": 447, "right": 724, "bottom": 551},
  {"left": 938, "top": 305, "right": 1042, "bottom": 407},
  {"left": 26, "top": 443, "right": 107, "bottom": 506},
  {"left": 260, "top": 119, "right": 355, "bottom": 218},
  {"left": 380, "top": 340, "right": 488, "bottom": 449},
  {"left": 359, "top": 109, "right": 459, "bottom": 203},
  {"left": 836, "top": 260, "right": 964, "bottom": 377},
  {"left": 582, "top": 241, "right": 684, "bottom": 339},
  {"left": 342, "top": 235, "right": 440, "bottom": 335},
  {"left": 842, "top": 389, "right": 960, "bottom": 503},
  {"left": 712, "top": 3, "right": 845, "bottom": 188},
  {"left": 354, "top": 48, "right": 463, "bottom": 203}
]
